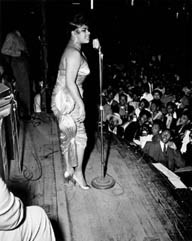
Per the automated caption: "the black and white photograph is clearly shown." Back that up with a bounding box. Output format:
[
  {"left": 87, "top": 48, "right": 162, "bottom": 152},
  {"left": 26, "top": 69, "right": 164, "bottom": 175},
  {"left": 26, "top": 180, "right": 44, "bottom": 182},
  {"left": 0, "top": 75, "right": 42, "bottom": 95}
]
[{"left": 0, "top": 0, "right": 192, "bottom": 240}]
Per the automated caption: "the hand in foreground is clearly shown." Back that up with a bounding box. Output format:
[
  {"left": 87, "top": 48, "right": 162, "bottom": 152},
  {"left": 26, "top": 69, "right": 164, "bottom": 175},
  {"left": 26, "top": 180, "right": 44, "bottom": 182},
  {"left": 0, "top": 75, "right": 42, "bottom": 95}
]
[{"left": 168, "top": 141, "right": 177, "bottom": 150}]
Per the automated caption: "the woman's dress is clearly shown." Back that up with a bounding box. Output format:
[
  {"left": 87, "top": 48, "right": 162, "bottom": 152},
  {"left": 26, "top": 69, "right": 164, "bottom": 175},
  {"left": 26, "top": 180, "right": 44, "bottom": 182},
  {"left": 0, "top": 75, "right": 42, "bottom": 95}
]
[{"left": 51, "top": 52, "right": 90, "bottom": 167}]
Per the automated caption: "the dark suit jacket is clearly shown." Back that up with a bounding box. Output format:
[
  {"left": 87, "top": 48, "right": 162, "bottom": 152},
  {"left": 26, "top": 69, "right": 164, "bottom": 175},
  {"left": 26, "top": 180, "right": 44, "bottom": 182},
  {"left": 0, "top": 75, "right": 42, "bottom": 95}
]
[
  {"left": 143, "top": 141, "right": 185, "bottom": 171},
  {"left": 182, "top": 142, "right": 192, "bottom": 166},
  {"left": 163, "top": 115, "right": 177, "bottom": 131}
]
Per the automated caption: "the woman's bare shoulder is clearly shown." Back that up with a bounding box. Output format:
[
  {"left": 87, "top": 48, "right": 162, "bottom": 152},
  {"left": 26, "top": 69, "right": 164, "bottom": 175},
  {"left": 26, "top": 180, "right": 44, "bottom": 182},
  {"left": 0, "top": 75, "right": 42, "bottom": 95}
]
[
  {"left": 64, "top": 46, "right": 81, "bottom": 59},
  {"left": 59, "top": 47, "right": 81, "bottom": 70}
]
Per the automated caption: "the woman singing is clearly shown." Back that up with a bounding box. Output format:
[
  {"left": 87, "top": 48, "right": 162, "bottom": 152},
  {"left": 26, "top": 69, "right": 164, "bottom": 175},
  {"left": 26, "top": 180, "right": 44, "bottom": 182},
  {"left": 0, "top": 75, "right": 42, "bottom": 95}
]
[{"left": 51, "top": 12, "right": 90, "bottom": 190}]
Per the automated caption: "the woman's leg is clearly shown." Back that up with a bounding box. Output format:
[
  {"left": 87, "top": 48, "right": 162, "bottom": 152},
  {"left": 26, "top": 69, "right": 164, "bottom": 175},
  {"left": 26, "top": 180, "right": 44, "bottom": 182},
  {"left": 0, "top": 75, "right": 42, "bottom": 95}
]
[
  {"left": 59, "top": 115, "right": 77, "bottom": 176},
  {"left": 73, "top": 122, "right": 88, "bottom": 187}
]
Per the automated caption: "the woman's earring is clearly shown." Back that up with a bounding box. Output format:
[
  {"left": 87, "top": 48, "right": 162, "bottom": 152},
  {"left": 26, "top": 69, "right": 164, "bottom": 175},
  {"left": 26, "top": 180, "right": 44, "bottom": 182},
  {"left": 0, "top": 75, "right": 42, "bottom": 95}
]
[{"left": 72, "top": 32, "right": 78, "bottom": 44}]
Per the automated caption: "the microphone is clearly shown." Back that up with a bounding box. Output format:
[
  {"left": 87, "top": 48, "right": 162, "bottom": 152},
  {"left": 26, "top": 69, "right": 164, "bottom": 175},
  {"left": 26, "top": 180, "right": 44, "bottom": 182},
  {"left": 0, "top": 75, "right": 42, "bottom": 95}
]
[{"left": 92, "top": 38, "right": 101, "bottom": 50}]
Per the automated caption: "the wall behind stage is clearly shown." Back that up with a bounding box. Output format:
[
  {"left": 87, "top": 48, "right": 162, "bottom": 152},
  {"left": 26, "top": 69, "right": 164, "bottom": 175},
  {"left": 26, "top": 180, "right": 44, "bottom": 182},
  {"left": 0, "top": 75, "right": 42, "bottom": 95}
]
[{"left": 1, "top": 1, "right": 191, "bottom": 80}]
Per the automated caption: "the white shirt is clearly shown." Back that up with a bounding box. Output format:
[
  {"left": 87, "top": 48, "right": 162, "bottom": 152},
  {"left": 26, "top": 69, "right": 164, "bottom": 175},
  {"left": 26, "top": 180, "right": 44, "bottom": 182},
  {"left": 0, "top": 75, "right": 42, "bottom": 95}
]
[{"left": 160, "top": 140, "right": 168, "bottom": 152}]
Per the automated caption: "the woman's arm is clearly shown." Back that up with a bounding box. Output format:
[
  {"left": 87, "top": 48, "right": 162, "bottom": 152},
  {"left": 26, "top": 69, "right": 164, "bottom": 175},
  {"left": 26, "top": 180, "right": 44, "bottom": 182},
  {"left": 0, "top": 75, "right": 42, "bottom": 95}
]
[{"left": 65, "top": 49, "right": 85, "bottom": 121}]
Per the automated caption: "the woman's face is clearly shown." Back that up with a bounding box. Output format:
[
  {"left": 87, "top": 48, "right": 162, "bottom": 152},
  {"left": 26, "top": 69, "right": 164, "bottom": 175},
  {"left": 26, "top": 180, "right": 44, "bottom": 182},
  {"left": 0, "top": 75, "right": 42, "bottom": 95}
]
[
  {"left": 75, "top": 25, "right": 90, "bottom": 44},
  {"left": 153, "top": 92, "right": 161, "bottom": 100},
  {"left": 167, "top": 105, "right": 173, "bottom": 114},
  {"left": 180, "top": 114, "right": 189, "bottom": 125},
  {"left": 107, "top": 91, "right": 114, "bottom": 101},
  {"left": 119, "top": 96, "right": 127, "bottom": 105},
  {"left": 139, "top": 114, "right": 148, "bottom": 125},
  {"left": 150, "top": 103, "right": 157, "bottom": 112},
  {"left": 152, "top": 124, "right": 160, "bottom": 135}
]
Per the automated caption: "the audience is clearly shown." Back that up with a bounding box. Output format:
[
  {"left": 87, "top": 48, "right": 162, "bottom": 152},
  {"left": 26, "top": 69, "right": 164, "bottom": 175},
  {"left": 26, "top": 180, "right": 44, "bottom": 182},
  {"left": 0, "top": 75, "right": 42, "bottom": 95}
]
[{"left": 99, "top": 46, "right": 192, "bottom": 176}]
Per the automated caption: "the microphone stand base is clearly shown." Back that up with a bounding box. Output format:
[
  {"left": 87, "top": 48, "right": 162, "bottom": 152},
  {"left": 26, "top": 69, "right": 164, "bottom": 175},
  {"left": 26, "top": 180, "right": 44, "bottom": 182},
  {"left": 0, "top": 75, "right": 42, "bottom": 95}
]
[{"left": 91, "top": 174, "right": 115, "bottom": 189}]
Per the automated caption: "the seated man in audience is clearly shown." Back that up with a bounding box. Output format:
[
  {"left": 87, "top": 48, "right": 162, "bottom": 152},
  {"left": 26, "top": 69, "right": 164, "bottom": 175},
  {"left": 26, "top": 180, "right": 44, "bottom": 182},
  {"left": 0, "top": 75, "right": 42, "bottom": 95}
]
[
  {"left": 143, "top": 129, "right": 185, "bottom": 171},
  {"left": 124, "top": 109, "right": 151, "bottom": 143},
  {"left": 0, "top": 177, "right": 56, "bottom": 241}
]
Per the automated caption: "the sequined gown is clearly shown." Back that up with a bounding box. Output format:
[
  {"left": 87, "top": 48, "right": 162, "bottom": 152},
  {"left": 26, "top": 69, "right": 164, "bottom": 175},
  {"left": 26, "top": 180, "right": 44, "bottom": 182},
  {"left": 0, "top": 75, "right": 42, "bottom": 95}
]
[{"left": 51, "top": 52, "right": 90, "bottom": 167}]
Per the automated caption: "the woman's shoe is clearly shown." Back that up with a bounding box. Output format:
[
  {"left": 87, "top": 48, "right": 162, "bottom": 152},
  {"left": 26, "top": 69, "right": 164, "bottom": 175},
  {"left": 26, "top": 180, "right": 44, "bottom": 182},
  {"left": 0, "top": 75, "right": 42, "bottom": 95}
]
[
  {"left": 64, "top": 171, "right": 71, "bottom": 178},
  {"left": 73, "top": 174, "right": 90, "bottom": 190},
  {"left": 64, "top": 171, "right": 76, "bottom": 185}
]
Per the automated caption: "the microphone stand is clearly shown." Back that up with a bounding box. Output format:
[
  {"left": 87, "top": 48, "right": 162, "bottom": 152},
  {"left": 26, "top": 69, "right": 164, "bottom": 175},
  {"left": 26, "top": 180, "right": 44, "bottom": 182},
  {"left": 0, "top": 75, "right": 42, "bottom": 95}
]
[{"left": 91, "top": 45, "right": 115, "bottom": 189}]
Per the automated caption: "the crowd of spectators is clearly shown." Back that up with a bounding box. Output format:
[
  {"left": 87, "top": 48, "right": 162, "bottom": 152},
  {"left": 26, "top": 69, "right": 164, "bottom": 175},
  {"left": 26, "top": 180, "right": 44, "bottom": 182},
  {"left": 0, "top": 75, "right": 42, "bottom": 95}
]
[{"left": 101, "top": 47, "right": 192, "bottom": 173}]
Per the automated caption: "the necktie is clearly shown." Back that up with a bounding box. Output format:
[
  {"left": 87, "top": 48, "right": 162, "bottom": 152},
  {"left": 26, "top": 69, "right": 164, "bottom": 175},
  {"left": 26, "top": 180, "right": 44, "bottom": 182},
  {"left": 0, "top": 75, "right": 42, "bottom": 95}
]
[
  {"left": 163, "top": 143, "right": 166, "bottom": 153},
  {"left": 163, "top": 143, "right": 168, "bottom": 165}
]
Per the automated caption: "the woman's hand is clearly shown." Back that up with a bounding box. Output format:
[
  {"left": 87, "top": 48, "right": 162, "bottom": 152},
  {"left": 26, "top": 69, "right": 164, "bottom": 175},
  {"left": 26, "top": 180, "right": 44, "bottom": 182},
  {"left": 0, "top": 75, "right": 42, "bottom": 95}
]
[{"left": 79, "top": 104, "right": 86, "bottom": 122}]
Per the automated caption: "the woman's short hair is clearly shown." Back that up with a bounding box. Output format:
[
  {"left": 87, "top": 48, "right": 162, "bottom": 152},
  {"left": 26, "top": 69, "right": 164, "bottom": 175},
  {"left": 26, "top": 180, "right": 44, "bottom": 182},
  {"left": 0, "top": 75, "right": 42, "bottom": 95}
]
[
  {"left": 152, "top": 89, "right": 162, "bottom": 98},
  {"left": 139, "top": 109, "right": 151, "bottom": 119},
  {"left": 140, "top": 98, "right": 150, "bottom": 109},
  {"left": 68, "top": 12, "right": 89, "bottom": 32},
  {"left": 166, "top": 101, "right": 176, "bottom": 110},
  {"left": 150, "top": 99, "right": 162, "bottom": 109},
  {"left": 152, "top": 119, "right": 163, "bottom": 130},
  {"left": 181, "top": 109, "right": 192, "bottom": 121},
  {"left": 119, "top": 93, "right": 127, "bottom": 102}
]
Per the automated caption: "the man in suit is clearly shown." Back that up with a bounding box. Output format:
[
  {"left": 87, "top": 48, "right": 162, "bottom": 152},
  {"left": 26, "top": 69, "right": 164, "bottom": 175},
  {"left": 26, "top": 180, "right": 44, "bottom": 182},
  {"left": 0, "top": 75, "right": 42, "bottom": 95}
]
[{"left": 143, "top": 129, "right": 185, "bottom": 171}]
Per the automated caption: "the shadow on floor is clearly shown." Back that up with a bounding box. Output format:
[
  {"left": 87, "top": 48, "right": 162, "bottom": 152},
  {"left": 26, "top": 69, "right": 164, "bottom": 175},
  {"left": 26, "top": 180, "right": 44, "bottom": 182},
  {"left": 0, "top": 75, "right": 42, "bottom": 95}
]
[
  {"left": 50, "top": 219, "right": 65, "bottom": 241},
  {"left": 7, "top": 179, "right": 30, "bottom": 206}
]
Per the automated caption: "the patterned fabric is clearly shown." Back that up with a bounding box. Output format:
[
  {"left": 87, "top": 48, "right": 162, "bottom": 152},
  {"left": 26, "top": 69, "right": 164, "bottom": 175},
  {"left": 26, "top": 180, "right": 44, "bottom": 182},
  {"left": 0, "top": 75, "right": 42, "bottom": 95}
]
[{"left": 51, "top": 71, "right": 75, "bottom": 117}]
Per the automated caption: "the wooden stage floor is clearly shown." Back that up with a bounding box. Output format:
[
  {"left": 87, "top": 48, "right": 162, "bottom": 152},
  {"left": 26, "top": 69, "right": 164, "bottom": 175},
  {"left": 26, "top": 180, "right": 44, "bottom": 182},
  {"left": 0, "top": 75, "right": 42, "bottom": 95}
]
[{"left": 6, "top": 113, "right": 192, "bottom": 241}]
